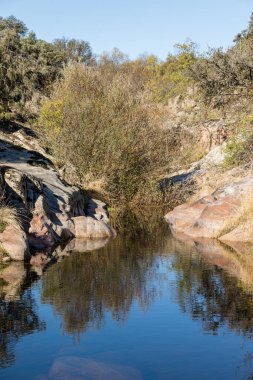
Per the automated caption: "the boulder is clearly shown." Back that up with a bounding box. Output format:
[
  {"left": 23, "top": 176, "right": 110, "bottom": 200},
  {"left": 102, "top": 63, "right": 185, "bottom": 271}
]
[
  {"left": 165, "top": 177, "right": 253, "bottom": 240},
  {"left": 0, "top": 225, "right": 30, "bottom": 261},
  {"left": 72, "top": 216, "right": 115, "bottom": 239}
]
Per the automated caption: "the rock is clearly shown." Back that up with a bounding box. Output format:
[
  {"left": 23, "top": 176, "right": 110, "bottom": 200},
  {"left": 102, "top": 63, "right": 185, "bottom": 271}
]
[
  {"left": 219, "top": 219, "right": 253, "bottom": 243},
  {"left": 160, "top": 144, "right": 226, "bottom": 191},
  {"left": 0, "top": 124, "right": 115, "bottom": 261},
  {"left": 165, "top": 177, "right": 253, "bottom": 239},
  {"left": 2, "top": 256, "right": 11, "bottom": 263},
  {"left": 86, "top": 198, "right": 110, "bottom": 223},
  {"left": 0, "top": 225, "right": 30, "bottom": 261},
  {"left": 192, "top": 144, "right": 226, "bottom": 170},
  {"left": 72, "top": 216, "right": 115, "bottom": 238}
]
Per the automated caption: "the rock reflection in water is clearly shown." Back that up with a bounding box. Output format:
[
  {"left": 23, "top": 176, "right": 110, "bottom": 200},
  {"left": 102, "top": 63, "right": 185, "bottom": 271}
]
[
  {"left": 0, "top": 262, "right": 45, "bottom": 368},
  {"left": 40, "top": 356, "right": 142, "bottom": 380},
  {"left": 170, "top": 235, "right": 253, "bottom": 335}
]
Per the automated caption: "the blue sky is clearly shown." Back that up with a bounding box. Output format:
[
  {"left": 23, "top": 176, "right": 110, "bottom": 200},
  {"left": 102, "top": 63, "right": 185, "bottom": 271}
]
[{"left": 1, "top": 0, "right": 253, "bottom": 59}]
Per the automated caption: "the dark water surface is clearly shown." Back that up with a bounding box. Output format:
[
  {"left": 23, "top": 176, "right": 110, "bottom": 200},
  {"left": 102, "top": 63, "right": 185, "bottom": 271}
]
[{"left": 1, "top": 216, "right": 253, "bottom": 379}]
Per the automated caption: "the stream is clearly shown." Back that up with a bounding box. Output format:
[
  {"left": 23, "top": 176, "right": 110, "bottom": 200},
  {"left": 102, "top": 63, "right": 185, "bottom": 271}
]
[{"left": 1, "top": 214, "right": 253, "bottom": 379}]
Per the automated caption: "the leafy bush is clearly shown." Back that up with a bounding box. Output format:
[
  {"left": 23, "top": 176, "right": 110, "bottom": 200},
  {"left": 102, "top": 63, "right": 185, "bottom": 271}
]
[{"left": 147, "top": 41, "right": 197, "bottom": 102}]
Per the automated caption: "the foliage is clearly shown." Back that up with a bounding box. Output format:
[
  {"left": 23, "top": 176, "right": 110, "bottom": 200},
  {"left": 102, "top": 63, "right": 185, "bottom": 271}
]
[
  {"left": 0, "top": 16, "right": 93, "bottom": 119},
  {"left": 147, "top": 41, "right": 197, "bottom": 102},
  {"left": 188, "top": 13, "right": 253, "bottom": 100},
  {"left": 53, "top": 37, "right": 93, "bottom": 64},
  {"left": 224, "top": 113, "right": 253, "bottom": 167},
  {"left": 39, "top": 63, "right": 170, "bottom": 204}
]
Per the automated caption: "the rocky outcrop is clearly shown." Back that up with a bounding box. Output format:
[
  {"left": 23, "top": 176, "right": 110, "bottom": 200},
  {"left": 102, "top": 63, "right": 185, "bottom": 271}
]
[
  {"left": 165, "top": 176, "right": 253, "bottom": 241},
  {"left": 0, "top": 122, "right": 115, "bottom": 262},
  {"left": 160, "top": 144, "right": 226, "bottom": 191}
]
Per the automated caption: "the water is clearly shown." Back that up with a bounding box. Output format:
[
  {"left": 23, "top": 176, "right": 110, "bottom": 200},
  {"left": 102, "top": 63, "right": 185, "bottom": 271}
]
[{"left": 1, "top": 216, "right": 253, "bottom": 379}]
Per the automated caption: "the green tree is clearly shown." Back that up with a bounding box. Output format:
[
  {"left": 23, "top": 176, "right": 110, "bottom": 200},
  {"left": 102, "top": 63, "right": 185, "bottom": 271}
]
[{"left": 53, "top": 37, "right": 93, "bottom": 64}]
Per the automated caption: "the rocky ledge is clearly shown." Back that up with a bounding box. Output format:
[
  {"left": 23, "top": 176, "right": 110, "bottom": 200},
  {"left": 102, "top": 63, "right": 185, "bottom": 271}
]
[{"left": 0, "top": 122, "right": 115, "bottom": 263}]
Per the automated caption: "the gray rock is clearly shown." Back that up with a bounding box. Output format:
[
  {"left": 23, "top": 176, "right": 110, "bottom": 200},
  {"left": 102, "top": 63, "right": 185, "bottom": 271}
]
[{"left": 0, "top": 123, "right": 115, "bottom": 261}]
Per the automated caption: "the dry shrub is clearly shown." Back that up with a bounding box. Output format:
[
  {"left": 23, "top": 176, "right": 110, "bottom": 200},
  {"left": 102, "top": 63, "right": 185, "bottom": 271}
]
[{"left": 40, "top": 63, "right": 171, "bottom": 205}]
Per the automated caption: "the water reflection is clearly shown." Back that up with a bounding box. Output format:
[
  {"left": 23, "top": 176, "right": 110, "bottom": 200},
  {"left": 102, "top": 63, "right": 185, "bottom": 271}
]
[
  {"left": 0, "top": 263, "right": 45, "bottom": 368},
  {"left": 40, "top": 356, "right": 142, "bottom": 380},
  {"left": 41, "top": 222, "right": 253, "bottom": 339},
  {"left": 2, "top": 211, "right": 253, "bottom": 377},
  {"left": 41, "top": 233, "right": 164, "bottom": 335}
]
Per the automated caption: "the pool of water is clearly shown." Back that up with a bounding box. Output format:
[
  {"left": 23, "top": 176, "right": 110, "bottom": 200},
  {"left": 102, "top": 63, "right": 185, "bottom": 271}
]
[{"left": 1, "top": 218, "right": 253, "bottom": 379}]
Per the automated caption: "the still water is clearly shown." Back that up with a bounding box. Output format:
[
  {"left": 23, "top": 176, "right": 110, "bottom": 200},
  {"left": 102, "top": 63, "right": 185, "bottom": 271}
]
[{"left": 1, "top": 216, "right": 253, "bottom": 379}]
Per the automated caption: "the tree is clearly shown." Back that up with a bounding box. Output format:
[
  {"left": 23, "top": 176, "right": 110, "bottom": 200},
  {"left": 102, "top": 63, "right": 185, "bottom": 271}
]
[
  {"left": 0, "top": 16, "right": 67, "bottom": 116},
  {"left": 53, "top": 37, "right": 93, "bottom": 64}
]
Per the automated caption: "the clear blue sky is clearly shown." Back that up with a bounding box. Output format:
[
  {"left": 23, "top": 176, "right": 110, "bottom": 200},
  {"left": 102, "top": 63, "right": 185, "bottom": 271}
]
[{"left": 1, "top": 0, "right": 253, "bottom": 59}]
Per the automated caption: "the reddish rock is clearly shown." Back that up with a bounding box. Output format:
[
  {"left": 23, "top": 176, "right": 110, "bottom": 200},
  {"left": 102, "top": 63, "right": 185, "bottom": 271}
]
[
  {"left": 165, "top": 177, "right": 253, "bottom": 239},
  {"left": 0, "top": 225, "right": 30, "bottom": 261}
]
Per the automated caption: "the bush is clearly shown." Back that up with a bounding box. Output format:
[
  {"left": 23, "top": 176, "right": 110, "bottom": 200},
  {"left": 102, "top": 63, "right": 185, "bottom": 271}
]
[
  {"left": 224, "top": 113, "right": 253, "bottom": 167},
  {"left": 40, "top": 63, "right": 170, "bottom": 205}
]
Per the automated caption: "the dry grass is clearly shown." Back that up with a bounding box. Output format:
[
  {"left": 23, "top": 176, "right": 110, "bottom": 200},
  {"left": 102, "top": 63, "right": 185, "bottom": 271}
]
[
  {"left": 0, "top": 206, "right": 21, "bottom": 233},
  {"left": 217, "top": 190, "right": 253, "bottom": 238}
]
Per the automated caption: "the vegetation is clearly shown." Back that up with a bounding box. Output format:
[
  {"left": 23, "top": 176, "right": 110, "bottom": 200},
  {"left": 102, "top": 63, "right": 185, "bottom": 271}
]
[
  {"left": 1, "top": 13, "right": 253, "bottom": 204},
  {"left": 39, "top": 63, "right": 171, "bottom": 204},
  {"left": 0, "top": 16, "right": 93, "bottom": 119},
  {"left": 0, "top": 206, "right": 21, "bottom": 233}
]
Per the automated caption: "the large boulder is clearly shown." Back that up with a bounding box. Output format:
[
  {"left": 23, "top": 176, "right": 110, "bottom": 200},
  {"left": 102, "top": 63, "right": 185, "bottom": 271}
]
[{"left": 165, "top": 177, "right": 253, "bottom": 240}]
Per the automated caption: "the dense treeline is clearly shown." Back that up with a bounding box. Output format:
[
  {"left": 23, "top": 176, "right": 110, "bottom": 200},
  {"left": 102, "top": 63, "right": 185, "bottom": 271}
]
[{"left": 2, "top": 14, "right": 253, "bottom": 204}]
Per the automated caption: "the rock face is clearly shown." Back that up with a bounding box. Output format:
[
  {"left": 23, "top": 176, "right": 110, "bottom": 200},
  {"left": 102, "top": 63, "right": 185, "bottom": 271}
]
[
  {"left": 165, "top": 177, "right": 253, "bottom": 241},
  {"left": 0, "top": 122, "right": 115, "bottom": 262}
]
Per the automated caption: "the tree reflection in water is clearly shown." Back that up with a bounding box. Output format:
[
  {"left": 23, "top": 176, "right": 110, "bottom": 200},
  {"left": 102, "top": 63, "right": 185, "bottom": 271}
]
[
  {"left": 2, "top": 210, "right": 253, "bottom": 373},
  {"left": 42, "top": 221, "right": 253, "bottom": 339},
  {"left": 170, "top": 242, "right": 253, "bottom": 336},
  {"left": 41, "top": 234, "right": 163, "bottom": 335}
]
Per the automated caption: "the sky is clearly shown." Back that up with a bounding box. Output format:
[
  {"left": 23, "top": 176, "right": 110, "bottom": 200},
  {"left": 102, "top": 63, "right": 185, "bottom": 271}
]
[{"left": 1, "top": 0, "right": 253, "bottom": 60}]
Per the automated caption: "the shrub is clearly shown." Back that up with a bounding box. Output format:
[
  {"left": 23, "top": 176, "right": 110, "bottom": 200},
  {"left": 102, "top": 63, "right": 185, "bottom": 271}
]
[
  {"left": 224, "top": 113, "right": 253, "bottom": 167},
  {"left": 39, "top": 63, "right": 170, "bottom": 205}
]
